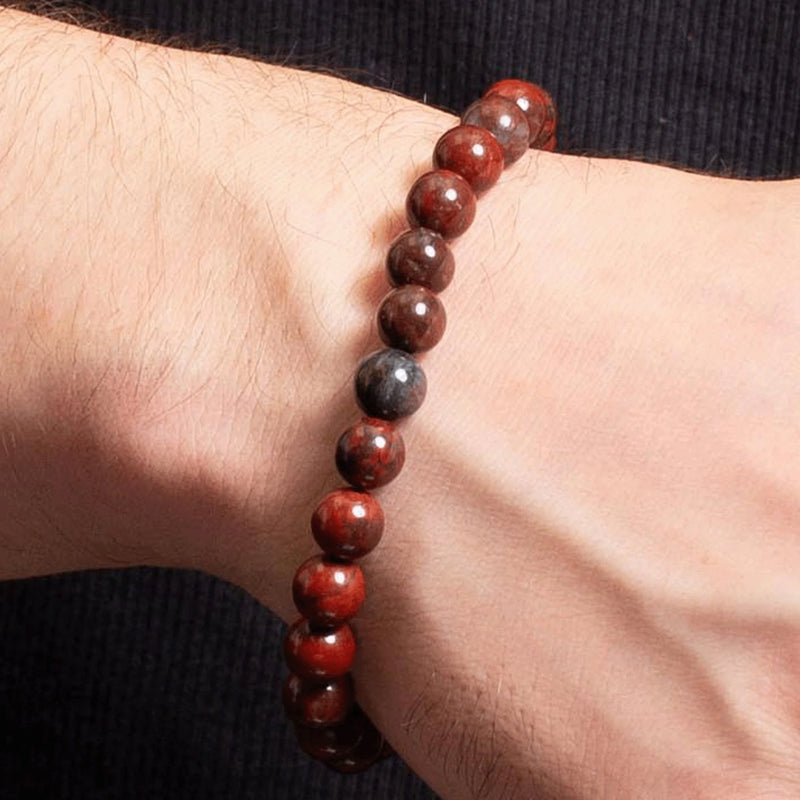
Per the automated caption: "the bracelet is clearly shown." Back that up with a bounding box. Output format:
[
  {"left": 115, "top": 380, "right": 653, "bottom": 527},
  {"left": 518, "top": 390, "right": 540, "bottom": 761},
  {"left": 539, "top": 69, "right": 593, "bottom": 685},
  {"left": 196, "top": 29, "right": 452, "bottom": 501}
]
[{"left": 282, "top": 79, "right": 557, "bottom": 773}]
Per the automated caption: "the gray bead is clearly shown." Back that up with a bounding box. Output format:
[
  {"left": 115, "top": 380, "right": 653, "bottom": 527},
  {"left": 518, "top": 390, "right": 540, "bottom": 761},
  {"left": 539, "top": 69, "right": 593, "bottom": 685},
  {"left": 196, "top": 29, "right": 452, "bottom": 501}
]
[{"left": 354, "top": 349, "right": 427, "bottom": 420}]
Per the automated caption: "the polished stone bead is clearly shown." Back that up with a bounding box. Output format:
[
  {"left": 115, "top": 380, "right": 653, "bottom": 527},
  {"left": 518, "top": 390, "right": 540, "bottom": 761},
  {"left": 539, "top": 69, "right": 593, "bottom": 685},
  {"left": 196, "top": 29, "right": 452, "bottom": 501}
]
[
  {"left": 386, "top": 229, "right": 455, "bottom": 293},
  {"left": 335, "top": 418, "right": 405, "bottom": 490},
  {"left": 325, "top": 714, "right": 386, "bottom": 773},
  {"left": 461, "top": 95, "right": 530, "bottom": 165},
  {"left": 406, "top": 169, "right": 476, "bottom": 240},
  {"left": 534, "top": 88, "right": 557, "bottom": 148},
  {"left": 311, "top": 488, "right": 384, "bottom": 559},
  {"left": 294, "top": 714, "right": 364, "bottom": 761},
  {"left": 293, "top": 705, "right": 372, "bottom": 762},
  {"left": 542, "top": 135, "right": 557, "bottom": 152},
  {"left": 433, "top": 124, "right": 504, "bottom": 194},
  {"left": 293, "top": 555, "right": 366, "bottom": 627},
  {"left": 354, "top": 348, "right": 426, "bottom": 420},
  {"left": 484, "top": 79, "right": 550, "bottom": 146},
  {"left": 284, "top": 618, "right": 356, "bottom": 680},
  {"left": 282, "top": 673, "right": 354, "bottom": 728},
  {"left": 378, "top": 286, "right": 446, "bottom": 353}
]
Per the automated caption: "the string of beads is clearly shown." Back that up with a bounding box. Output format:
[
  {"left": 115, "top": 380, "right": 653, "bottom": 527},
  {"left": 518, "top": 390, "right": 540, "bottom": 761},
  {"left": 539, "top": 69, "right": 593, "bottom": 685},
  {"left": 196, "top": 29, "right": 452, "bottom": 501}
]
[{"left": 282, "top": 79, "right": 557, "bottom": 773}]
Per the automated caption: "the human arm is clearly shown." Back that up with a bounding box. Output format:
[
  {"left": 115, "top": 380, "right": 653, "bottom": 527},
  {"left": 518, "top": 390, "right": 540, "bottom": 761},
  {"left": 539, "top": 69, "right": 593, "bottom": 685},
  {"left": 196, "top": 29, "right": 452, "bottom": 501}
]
[{"left": 1, "top": 7, "right": 800, "bottom": 799}]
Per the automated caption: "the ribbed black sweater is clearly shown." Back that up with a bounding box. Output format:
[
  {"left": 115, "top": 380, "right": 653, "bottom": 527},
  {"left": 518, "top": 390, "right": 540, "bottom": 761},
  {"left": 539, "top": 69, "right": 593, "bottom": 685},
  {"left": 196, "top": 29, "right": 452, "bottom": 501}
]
[{"left": 1, "top": 2, "right": 797, "bottom": 799}]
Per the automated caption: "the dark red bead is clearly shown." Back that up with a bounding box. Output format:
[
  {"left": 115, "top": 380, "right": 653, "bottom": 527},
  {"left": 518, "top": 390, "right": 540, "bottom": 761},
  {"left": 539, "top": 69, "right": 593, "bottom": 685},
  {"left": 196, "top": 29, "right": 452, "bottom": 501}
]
[
  {"left": 386, "top": 229, "right": 455, "bottom": 293},
  {"left": 406, "top": 169, "right": 476, "bottom": 240},
  {"left": 294, "top": 717, "right": 363, "bottom": 761},
  {"left": 535, "top": 89, "right": 557, "bottom": 148},
  {"left": 293, "top": 555, "right": 366, "bottom": 627},
  {"left": 541, "top": 135, "right": 557, "bottom": 152},
  {"left": 335, "top": 418, "right": 405, "bottom": 490},
  {"left": 282, "top": 673, "right": 355, "bottom": 728},
  {"left": 461, "top": 95, "right": 530, "bottom": 165},
  {"left": 326, "top": 713, "right": 386, "bottom": 773},
  {"left": 378, "top": 286, "right": 446, "bottom": 353},
  {"left": 311, "top": 489, "right": 384, "bottom": 559},
  {"left": 293, "top": 705, "right": 373, "bottom": 762},
  {"left": 484, "top": 79, "right": 549, "bottom": 146},
  {"left": 433, "top": 124, "right": 504, "bottom": 194},
  {"left": 355, "top": 348, "right": 427, "bottom": 420},
  {"left": 284, "top": 618, "right": 356, "bottom": 680}
]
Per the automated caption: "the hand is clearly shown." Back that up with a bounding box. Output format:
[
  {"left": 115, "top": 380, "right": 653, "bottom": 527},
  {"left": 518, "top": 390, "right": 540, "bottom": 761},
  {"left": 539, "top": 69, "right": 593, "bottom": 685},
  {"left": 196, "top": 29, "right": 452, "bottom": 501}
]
[{"left": 1, "top": 8, "right": 799, "bottom": 800}]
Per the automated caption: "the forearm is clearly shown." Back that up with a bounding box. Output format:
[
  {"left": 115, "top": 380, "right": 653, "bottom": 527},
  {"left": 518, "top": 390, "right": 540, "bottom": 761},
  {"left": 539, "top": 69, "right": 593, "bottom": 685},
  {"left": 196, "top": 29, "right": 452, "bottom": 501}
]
[
  {"left": 0, "top": 8, "right": 315, "bottom": 577},
  {"left": 0, "top": 7, "right": 453, "bottom": 582},
  {"left": 2, "top": 8, "right": 800, "bottom": 800}
]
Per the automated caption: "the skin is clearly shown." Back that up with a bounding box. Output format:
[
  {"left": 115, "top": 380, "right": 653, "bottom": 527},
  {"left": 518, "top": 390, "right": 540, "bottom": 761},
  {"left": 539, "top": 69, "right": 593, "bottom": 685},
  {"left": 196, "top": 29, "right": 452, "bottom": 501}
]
[{"left": 1, "top": 7, "right": 799, "bottom": 798}]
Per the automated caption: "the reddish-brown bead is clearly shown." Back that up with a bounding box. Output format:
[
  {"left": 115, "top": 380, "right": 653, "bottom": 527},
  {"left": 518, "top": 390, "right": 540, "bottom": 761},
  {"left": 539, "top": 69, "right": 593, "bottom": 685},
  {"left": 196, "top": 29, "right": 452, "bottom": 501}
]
[
  {"left": 433, "top": 124, "right": 504, "bottom": 194},
  {"left": 293, "top": 705, "right": 373, "bottom": 762},
  {"left": 461, "top": 95, "right": 530, "bottom": 165},
  {"left": 406, "top": 169, "right": 476, "bottom": 240},
  {"left": 378, "top": 286, "right": 446, "bottom": 353},
  {"left": 311, "top": 489, "right": 384, "bottom": 560},
  {"left": 293, "top": 555, "right": 366, "bottom": 626},
  {"left": 386, "top": 229, "right": 455, "bottom": 293},
  {"left": 294, "top": 719, "right": 362, "bottom": 761},
  {"left": 535, "top": 89, "right": 557, "bottom": 147},
  {"left": 541, "top": 135, "right": 557, "bottom": 152},
  {"left": 484, "top": 79, "right": 548, "bottom": 146},
  {"left": 284, "top": 619, "right": 356, "bottom": 680},
  {"left": 282, "top": 673, "right": 355, "bottom": 728},
  {"left": 326, "top": 713, "right": 386, "bottom": 773},
  {"left": 335, "top": 417, "right": 405, "bottom": 490}
]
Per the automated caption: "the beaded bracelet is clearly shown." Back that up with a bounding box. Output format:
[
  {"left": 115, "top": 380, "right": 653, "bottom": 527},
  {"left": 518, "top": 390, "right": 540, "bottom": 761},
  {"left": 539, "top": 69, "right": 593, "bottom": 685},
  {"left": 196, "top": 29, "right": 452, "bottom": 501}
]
[{"left": 282, "top": 79, "right": 557, "bottom": 773}]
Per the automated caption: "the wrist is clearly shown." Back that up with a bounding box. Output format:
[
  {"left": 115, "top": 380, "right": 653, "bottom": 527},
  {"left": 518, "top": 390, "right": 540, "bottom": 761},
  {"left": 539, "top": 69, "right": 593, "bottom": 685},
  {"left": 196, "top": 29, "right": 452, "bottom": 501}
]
[{"left": 0, "top": 7, "right": 456, "bottom": 592}]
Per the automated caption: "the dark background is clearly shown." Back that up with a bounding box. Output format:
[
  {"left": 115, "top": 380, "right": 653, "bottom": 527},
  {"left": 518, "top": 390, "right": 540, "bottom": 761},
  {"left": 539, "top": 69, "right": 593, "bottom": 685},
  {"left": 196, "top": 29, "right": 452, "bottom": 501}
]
[{"left": 1, "top": 2, "right": 798, "bottom": 799}]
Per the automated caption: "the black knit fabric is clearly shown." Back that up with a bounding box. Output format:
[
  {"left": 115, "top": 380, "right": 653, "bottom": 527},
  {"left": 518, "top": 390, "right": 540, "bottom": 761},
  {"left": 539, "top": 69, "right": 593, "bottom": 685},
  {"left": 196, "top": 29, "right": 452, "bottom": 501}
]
[
  {"left": 92, "top": 0, "right": 798, "bottom": 176},
  {"left": 1, "top": 2, "right": 797, "bottom": 799}
]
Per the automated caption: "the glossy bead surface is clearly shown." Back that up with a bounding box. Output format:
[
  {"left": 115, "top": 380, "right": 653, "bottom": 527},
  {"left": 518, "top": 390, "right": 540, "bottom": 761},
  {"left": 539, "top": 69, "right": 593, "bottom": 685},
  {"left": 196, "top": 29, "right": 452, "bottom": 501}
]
[
  {"left": 311, "top": 489, "right": 384, "bottom": 559},
  {"left": 326, "top": 714, "right": 386, "bottom": 773},
  {"left": 484, "top": 79, "right": 548, "bottom": 146},
  {"left": 378, "top": 286, "right": 446, "bottom": 353},
  {"left": 282, "top": 673, "right": 355, "bottom": 728},
  {"left": 534, "top": 88, "right": 557, "bottom": 147},
  {"left": 406, "top": 170, "right": 476, "bottom": 240},
  {"left": 386, "top": 229, "right": 455, "bottom": 293},
  {"left": 461, "top": 95, "right": 530, "bottom": 165},
  {"left": 335, "top": 418, "right": 405, "bottom": 490},
  {"left": 355, "top": 348, "right": 426, "bottom": 420},
  {"left": 293, "top": 555, "right": 366, "bottom": 626},
  {"left": 542, "top": 135, "right": 557, "bottom": 152},
  {"left": 294, "top": 714, "right": 364, "bottom": 761},
  {"left": 284, "top": 619, "right": 356, "bottom": 680},
  {"left": 293, "top": 705, "right": 373, "bottom": 762},
  {"left": 433, "top": 125, "right": 504, "bottom": 194}
]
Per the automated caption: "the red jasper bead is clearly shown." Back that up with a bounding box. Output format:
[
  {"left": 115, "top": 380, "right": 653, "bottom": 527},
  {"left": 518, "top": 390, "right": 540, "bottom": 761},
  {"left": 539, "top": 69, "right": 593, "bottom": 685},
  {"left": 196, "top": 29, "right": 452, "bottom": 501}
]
[
  {"left": 311, "top": 488, "right": 384, "bottom": 559},
  {"left": 406, "top": 169, "right": 476, "bottom": 240},
  {"left": 433, "top": 124, "right": 504, "bottom": 194},
  {"left": 386, "top": 229, "right": 455, "bottom": 293},
  {"left": 378, "top": 286, "right": 446, "bottom": 353},
  {"left": 326, "top": 714, "right": 386, "bottom": 773},
  {"left": 484, "top": 79, "right": 549, "bottom": 146},
  {"left": 535, "top": 89, "right": 557, "bottom": 148},
  {"left": 294, "top": 717, "right": 363, "bottom": 761},
  {"left": 293, "top": 705, "right": 374, "bottom": 762},
  {"left": 284, "top": 619, "right": 356, "bottom": 680},
  {"left": 282, "top": 673, "right": 354, "bottom": 728},
  {"left": 335, "top": 417, "right": 405, "bottom": 490},
  {"left": 462, "top": 95, "right": 530, "bottom": 165},
  {"left": 293, "top": 555, "right": 366, "bottom": 627},
  {"left": 541, "top": 135, "right": 557, "bottom": 152}
]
